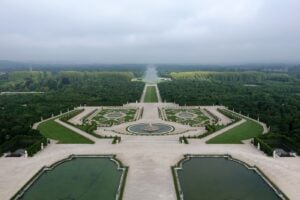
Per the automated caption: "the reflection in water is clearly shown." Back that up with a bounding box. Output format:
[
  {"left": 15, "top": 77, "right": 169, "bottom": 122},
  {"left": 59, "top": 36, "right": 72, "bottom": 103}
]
[{"left": 144, "top": 65, "right": 158, "bottom": 82}]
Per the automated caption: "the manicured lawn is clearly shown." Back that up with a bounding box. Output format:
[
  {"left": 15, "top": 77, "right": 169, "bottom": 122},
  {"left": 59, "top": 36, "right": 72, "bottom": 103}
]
[
  {"left": 206, "top": 120, "right": 263, "bottom": 144},
  {"left": 38, "top": 119, "right": 94, "bottom": 144},
  {"left": 144, "top": 86, "right": 158, "bottom": 102}
]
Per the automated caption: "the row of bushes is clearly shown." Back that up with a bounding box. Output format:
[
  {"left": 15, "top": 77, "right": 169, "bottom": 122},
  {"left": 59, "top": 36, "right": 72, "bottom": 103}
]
[
  {"left": 60, "top": 116, "right": 104, "bottom": 140},
  {"left": 203, "top": 108, "right": 218, "bottom": 123},
  {"left": 253, "top": 137, "right": 273, "bottom": 156},
  {"left": 279, "top": 135, "right": 300, "bottom": 155},
  {"left": 60, "top": 110, "right": 101, "bottom": 138},
  {"left": 60, "top": 114, "right": 122, "bottom": 144},
  {"left": 27, "top": 137, "right": 48, "bottom": 156},
  {"left": 217, "top": 108, "right": 242, "bottom": 123},
  {"left": 59, "top": 109, "right": 84, "bottom": 121},
  {"left": 179, "top": 136, "right": 189, "bottom": 144},
  {"left": 82, "top": 109, "right": 98, "bottom": 123},
  {"left": 112, "top": 136, "right": 121, "bottom": 144},
  {"left": 0, "top": 135, "right": 48, "bottom": 157},
  {"left": 75, "top": 123, "right": 98, "bottom": 136},
  {"left": 206, "top": 124, "right": 217, "bottom": 133},
  {"left": 184, "top": 109, "right": 243, "bottom": 141},
  {"left": 186, "top": 124, "right": 223, "bottom": 140},
  {"left": 254, "top": 134, "right": 300, "bottom": 156}
]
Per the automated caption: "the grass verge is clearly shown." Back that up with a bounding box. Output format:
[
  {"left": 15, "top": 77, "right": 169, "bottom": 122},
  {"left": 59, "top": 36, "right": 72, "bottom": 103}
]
[
  {"left": 144, "top": 86, "right": 158, "bottom": 102},
  {"left": 206, "top": 120, "right": 263, "bottom": 144},
  {"left": 38, "top": 119, "right": 94, "bottom": 144}
]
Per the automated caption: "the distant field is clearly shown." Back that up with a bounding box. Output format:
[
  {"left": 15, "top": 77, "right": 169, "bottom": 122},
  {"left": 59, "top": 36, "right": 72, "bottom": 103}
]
[
  {"left": 144, "top": 86, "right": 158, "bottom": 102},
  {"left": 169, "top": 71, "right": 292, "bottom": 83},
  {"left": 38, "top": 119, "right": 94, "bottom": 144},
  {"left": 206, "top": 120, "right": 263, "bottom": 144}
]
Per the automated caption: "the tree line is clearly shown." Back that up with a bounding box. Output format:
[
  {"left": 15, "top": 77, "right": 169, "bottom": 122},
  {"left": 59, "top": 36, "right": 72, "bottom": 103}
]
[
  {"left": 0, "top": 69, "right": 145, "bottom": 151},
  {"left": 158, "top": 70, "right": 300, "bottom": 149}
]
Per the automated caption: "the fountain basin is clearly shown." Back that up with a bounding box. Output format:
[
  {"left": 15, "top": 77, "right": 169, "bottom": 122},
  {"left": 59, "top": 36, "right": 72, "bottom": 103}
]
[
  {"left": 173, "top": 155, "right": 286, "bottom": 200},
  {"left": 13, "top": 155, "right": 127, "bottom": 200},
  {"left": 127, "top": 123, "right": 174, "bottom": 135}
]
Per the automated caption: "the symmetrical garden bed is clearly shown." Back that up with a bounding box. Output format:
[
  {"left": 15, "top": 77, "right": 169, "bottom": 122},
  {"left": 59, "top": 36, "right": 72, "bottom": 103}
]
[
  {"left": 163, "top": 108, "right": 210, "bottom": 127},
  {"left": 85, "top": 108, "right": 138, "bottom": 127}
]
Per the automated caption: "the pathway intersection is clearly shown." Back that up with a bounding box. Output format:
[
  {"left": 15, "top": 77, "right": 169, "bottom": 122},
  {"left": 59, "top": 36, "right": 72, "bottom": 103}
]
[
  {"left": 0, "top": 69, "right": 299, "bottom": 199},
  {"left": 0, "top": 102, "right": 300, "bottom": 200}
]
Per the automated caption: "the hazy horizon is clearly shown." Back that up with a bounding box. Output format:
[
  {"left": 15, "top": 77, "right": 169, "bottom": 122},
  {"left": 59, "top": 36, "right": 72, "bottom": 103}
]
[{"left": 1, "top": 0, "right": 300, "bottom": 64}]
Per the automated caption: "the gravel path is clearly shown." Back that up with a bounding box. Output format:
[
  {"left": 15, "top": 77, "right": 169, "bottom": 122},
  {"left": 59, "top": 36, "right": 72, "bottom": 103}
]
[
  {"left": 0, "top": 104, "right": 299, "bottom": 200},
  {"left": 1, "top": 141, "right": 299, "bottom": 200},
  {"left": 68, "top": 107, "right": 97, "bottom": 125},
  {"left": 202, "top": 106, "right": 232, "bottom": 125}
]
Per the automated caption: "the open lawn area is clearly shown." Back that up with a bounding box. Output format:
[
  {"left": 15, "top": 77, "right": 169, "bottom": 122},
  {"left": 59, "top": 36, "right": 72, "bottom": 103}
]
[
  {"left": 38, "top": 119, "right": 94, "bottom": 144},
  {"left": 206, "top": 119, "right": 263, "bottom": 144},
  {"left": 144, "top": 86, "right": 158, "bottom": 102}
]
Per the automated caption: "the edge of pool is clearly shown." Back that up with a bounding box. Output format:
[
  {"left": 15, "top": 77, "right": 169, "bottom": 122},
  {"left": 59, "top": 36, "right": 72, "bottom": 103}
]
[
  {"left": 172, "top": 154, "right": 289, "bottom": 200},
  {"left": 10, "top": 154, "right": 128, "bottom": 200}
]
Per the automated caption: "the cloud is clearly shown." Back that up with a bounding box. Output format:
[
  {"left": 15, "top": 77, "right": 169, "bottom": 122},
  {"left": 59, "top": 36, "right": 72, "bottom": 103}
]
[{"left": 0, "top": 0, "right": 299, "bottom": 64}]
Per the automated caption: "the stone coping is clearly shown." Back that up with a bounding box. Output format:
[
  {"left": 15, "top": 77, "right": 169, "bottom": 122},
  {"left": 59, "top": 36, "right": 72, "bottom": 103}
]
[
  {"left": 11, "top": 155, "right": 128, "bottom": 200},
  {"left": 172, "top": 154, "right": 288, "bottom": 200}
]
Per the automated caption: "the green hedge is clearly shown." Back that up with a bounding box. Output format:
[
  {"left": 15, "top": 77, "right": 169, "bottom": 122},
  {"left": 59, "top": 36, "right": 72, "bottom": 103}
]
[
  {"left": 112, "top": 136, "right": 121, "bottom": 144},
  {"left": 82, "top": 109, "right": 97, "bottom": 123},
  {"left": 179, "top": 136, "right": 189, "bottom": 144},
  {"left": 217, "top": 108, "right": 241, "bottom": 122},
  {"left": 205, "top": 124, "right": 216, "bottom": 132},
  {"left": 254, "top": 134, "right": 300, "bottom": 156},
  {"left": 279, "top": 135, "right": 300, "bottom": 155},
  {"left": 0, "top": 135, "right": 47, "bottom": 157},
  {"left": 187, "top": 124, "right": 225, "bottom": 139},
  {"left": 253, "top": 137, "right": 273, "bottom": 156},
  {"left": 60, "top": 109, "right": 84, "bottom": 121},
  {"left": 61, "top": 116, "right": 121, "bottom": 144},
  {"left": 26, "top": 137, "right": 48, "bottom": 156}
]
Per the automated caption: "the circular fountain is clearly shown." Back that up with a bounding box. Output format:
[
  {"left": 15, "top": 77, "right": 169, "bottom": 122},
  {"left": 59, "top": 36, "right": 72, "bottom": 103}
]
[
  {"left": 127, "top": 123, "right": 174, "bottom": 135},
  {"left": 142, "top": 123, "right": 160, "bottom": 133},
  {"left": 176, "top": 111, "right": 197, "bottom": 119}
]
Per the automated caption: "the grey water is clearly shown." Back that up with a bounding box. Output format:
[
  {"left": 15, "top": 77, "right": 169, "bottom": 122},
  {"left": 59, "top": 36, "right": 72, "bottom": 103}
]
[
  {"left": 177, "top": 157, "right": 281, "bottom": 200},
  {"left": 16, "top": 157, "right": 124, "bottom": 200},
  {"left": 144, "top": 65, "right": 159, "bottom": 82}
]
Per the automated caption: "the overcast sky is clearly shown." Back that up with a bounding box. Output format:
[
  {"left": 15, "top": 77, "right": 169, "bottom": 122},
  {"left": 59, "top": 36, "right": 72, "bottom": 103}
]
[{"left": 0, "top": 0, "right": 300, "bottom": 64}]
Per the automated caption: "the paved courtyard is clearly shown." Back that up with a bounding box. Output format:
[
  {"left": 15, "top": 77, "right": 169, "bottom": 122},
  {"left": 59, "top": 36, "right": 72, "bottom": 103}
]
[{"left": 0, "top": 103, "right": 299, "bottom": 200}]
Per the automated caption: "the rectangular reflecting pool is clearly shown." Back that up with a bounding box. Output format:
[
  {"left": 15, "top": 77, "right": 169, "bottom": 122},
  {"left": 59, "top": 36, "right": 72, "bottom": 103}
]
[
  {"left": 173, "top": 155, "right": 287, "bottom": 200},
  {"left": 13, "top": 155, "right": 127, "bottom": 200}
]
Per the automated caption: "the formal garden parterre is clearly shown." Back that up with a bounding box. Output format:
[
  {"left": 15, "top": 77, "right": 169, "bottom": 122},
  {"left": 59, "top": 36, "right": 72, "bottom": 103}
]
[
  {"left": 161, "top": 108, "right": 210, "bottom": 127},
  {"left": 1, "top": 66, "right": 300, "bottom": 200},
  {"left": 84, "top": 108, "right": 139, "bottom": 127}
]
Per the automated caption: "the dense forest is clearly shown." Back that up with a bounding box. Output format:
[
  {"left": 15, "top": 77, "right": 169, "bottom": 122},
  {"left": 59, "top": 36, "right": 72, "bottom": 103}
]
[
  {"left": 0, "top": 67, "right": 145, "bottom": 151},
  {"left": 0, "top": 61, "right": 145, "bottom": 76},
  {"left": 158, "top": 68, "right": 300, "bottom": 149}
]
